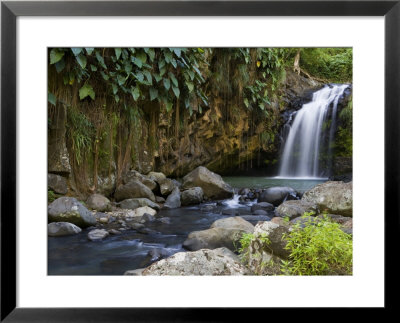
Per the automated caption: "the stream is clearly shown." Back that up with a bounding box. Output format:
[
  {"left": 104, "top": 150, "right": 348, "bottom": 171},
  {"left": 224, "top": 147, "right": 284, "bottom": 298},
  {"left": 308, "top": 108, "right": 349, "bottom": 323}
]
[{"left": 48, "top": 177, "right": 326, "bottom": 275}]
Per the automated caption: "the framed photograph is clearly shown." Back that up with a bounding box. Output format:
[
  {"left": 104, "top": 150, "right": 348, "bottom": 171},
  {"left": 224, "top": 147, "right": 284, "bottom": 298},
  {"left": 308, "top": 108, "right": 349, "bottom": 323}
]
[{"left": 1, "top": 0, "right": 397, "bottom": 320}]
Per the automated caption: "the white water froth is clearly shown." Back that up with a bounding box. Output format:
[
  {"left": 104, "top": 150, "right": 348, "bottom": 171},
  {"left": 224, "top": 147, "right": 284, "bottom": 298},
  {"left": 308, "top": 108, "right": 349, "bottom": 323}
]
[{"left": 279, "top": 84, "right": 349, "bottom": 178}]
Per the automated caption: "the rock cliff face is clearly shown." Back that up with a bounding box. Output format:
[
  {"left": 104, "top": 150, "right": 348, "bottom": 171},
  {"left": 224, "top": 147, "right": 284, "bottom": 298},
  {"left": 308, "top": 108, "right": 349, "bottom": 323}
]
[{"left": 48, "top": 69, "right": 345, "bottom": 198}]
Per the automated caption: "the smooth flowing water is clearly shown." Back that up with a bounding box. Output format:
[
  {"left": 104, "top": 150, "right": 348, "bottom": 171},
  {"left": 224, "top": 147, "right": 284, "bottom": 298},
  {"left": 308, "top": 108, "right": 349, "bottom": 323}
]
[{"left": 279, "top": 84, "right": 349, "bottom": 178}]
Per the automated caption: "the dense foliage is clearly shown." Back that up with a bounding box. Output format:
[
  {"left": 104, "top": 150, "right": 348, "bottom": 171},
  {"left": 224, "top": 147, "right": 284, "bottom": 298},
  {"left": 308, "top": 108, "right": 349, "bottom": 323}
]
[{"left": 281, "top": 214, "right": 353, "bottom": 275}]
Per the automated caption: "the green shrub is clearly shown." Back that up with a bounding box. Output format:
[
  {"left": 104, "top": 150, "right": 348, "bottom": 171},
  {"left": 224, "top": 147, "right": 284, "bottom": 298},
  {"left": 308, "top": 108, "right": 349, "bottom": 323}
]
[{"left": 281, "top": 215, "right": 352, "bottom": 275}]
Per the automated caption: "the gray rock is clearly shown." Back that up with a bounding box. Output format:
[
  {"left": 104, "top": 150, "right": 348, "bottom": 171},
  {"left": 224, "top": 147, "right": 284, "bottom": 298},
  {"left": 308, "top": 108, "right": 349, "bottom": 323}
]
[
  {"left": 48, "top": 197, "right": 96, "bottom": 228},
  {"left": 302, "top": 181, "right": 352, "bottom": 216},
  {"left": 141, "top": 247, "right": 249, "bottom": 276},
  {"left": 88, "top": 229, "right": 109, "bottom": 241},
  {"left": 275, "top": 200, "right": 319, "bottom": 220},
  {"left": 119, "top": 198, "right": 160, "bottom": 211},
  {"left": 253, "top": 222, "right": 291, "bottom": 259},
  {"left": 258, "top": 186, "right": 298, "bottom": 206},
  {"left": 114, "top": 179, "right": 155, "bottom": 202},
  {"left": 159, "top": 178, "right": 176, "bottom": 196},
  {"left": 181, "top": 187, "right": 204, "bottom": 206},
  {"left": 163, "top": 187, "right": 181, "bottom": 209},
  {"left": 123, "top": 170, "right": 157, "bottom": 191},
  {"left": 86, "top": 194, "right": 111, "bottom": 212},
  {"left": 240, "top": 215, "right": 271, "bottom": 222},
  {"left": 130, "top": 206, "right": 157, "bottom": 218},
  {"left": 182, "top": 166, "right": 233, "bottom": 200},
  {"left": 222, "top": 208, "right": 240, "bottom": 216},
  {"left": 155, "top": 196, "right": 165, "bottom": 203},
  {"left": 48, "top": 222, "right": 82, "bottom": 237},
  {"left": 252, "top": 209, "right": 268, "bottom": 216},
  {"left": 48, "top": 173, "right": 68, "bottom": 195},
  {"left": 147, "top": 171, "right": 167, "bottom": 184},
  {"left": 108, "top": 229, "right": 121, "bottom": 235},
  {"left": 251, "top": 202, "right": 274, "bottom": 213},
  {"left": 183, "top": 217, "right": 254, "bottom": 251}
]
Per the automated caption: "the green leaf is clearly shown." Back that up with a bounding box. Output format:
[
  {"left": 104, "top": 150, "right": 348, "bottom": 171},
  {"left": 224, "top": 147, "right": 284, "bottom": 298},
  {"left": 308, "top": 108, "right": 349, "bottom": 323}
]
[
  {"left": 131, "top": 86, "right": 140, "bottom": 101},
  {"left": 158, "top": 60, "right": 166, "bottom": 70},
  {"left": 166, "top": 102, "right": 173, "bottom": 112},
  {"left": 112, "top": 83, "right": 118, "bottom": 95},
  {"left": 90, "top": 64, "right": 97, "bottom": 72},
  {"left": 100, "top": 71, "right": 109, "bottom": 81},
  {"left": 124, "top": 62, "right": 132, "bottom": 74},
  {"left": 48, "top": 91, "right": 56, "bottom": 106},
  {"left": 169, "top": 72, "right": 178, "bottom": 87},
  {"left": 188, "top": 70, "right": 195, "bottom": 81},
  {"left": 96, "top": 51, "right": 107, "bottom": 69},
  {"left": 163, "top": 78, "right": 171, "bottom": 91},
  {"left": 75, "top": 54, "right": 87, "bottom": 69},
  {"left": 173, "top": 48, "right": 182, "bottom": 57},
  {"left": 71, "top": 48, "right": 83, "bottom": 56},
  {"left": 137, "top": 51, "right": 147, "bottom": 64},
  {"left": 164, "top": 51, "right": 172, "bottom": 64},
  {"left": 193, "top": 66, "right": 204, "bottom": 80},
  {"left": 171, "top": 58, "right": 177, "bottom": 68},
  {"left": 115, "top": 48, "right": 122, "bottom": 60},
  {"left": 159, "top": 67, "right": 167, "bottom": 77},
  {"left": 79, "top": 84, "right": 95, "bottom": 100},
  {"left": 148, "top": 48, "right": 155, "bottom": 62},
  {"left": 117, "top": 74, "right": 126, "bottom": 86},
  {"left": 85, "top": 48, "right": 94, "bottom": 55},
  {"left": 49, "top": 49, "right": 64, "bottom": 64},
  {"left": 244, "top": 98, "right": 249, "bottom": 108},
  {"left": 54, "top": 59, "right": 65, "bottom": 73},
  {"left": 186, "top": 81, "right": 194, "bottom": 92},
  {"left": 131, "top": 56, "right": 142, "bottom": 68},
  {"left": 143, "top": 70, "right": 152, "bottom": 84},
  {"left": 172, "top": 86, "right": 180, "bottom": 98},
  {"left": 149, "top": 87, "right": 158, "bottom": 101},
  {"left": 134, "top": 72, "right": 144, "bottom": 82},
  {"left": 154, "top": 74, "right": 162, "bottom": 82},
  {"left": 114, "top": 94, "right": 120, "bottom": 103}
]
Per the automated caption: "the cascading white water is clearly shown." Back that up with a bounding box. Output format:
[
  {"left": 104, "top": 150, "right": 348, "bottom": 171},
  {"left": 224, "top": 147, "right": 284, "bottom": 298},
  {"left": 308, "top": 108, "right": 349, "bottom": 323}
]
[{"left": 279, "top": 84, "right": 349, "bottom": 178}]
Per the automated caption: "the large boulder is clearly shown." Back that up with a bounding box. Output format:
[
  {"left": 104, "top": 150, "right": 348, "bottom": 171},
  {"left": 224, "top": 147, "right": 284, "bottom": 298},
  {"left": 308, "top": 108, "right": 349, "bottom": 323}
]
[
  {"left": 86, "top": 194, "right": 111, "bottom": 212},
  {"left": 122, "top": 170, "right": 157, "bottom": 191},
  {"left": 114, "top": 179, "right": 155, "bottom": 202},
  {"left": 258, "top": 186, "right": 298, "bottom": 206},
  {"left": 141, "top": 247, "right": 249, "bottom": 275},
  {"left": 48, "top": 222, "right": 82, "bottom": 237},
  {"left": 182, "top": 166, "right": 233, "bottom": 200},
  {"left": 48, "top": 197, "right": 96, "bottom": 228},
  {"left": 252, "top": 221, "right": 291, "bottom": 259},
  {"left": 48, "top": 173, "right": 68, "bottom": 195},
  {"left": 159, "top": 178, "right": 176, "bottom": 196},
  {"left": 302, "top": 181, "right": 352, "bottom": 216},
  {"left": 181, "top": 187, "right": 204, "bottom": 206},
  {"left": 163, "top": 188, "right": 181, "bottom": 209},
  {"left": 183, "top": 217, "right": 254, "bottom": 251},
  {"left": 119, "top": 198, "right": 160, "bottom": 211},
  {"left": 275, "top": 200, "right": 319, "bottom": 220}
]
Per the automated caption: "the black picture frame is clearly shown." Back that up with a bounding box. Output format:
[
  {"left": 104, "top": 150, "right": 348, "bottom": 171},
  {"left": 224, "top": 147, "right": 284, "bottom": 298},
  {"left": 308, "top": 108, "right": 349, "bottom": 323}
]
[{"left": 1, "top": 0, "right": 398, "bottom": 321}]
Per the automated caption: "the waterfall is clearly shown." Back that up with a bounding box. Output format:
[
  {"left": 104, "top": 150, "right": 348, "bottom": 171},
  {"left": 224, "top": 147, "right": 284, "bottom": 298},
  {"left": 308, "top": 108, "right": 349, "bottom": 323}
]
[{"left": 278, "top": 84, "right": 349, "bottom": 178}]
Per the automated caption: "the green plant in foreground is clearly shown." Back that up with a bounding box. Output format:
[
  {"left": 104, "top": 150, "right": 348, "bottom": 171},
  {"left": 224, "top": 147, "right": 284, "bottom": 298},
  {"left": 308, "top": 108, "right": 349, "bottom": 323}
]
[
  {"left": 48, "top": 190, "right": 57, "bottom": 203},
  {"left": 281, "top": 215, "right": 352, "bottom": 275}
]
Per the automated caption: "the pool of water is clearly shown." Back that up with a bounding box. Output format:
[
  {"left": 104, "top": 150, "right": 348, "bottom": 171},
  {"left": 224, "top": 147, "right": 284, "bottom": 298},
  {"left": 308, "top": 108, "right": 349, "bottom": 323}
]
[{"left": 223, "top": 176, "right": 327, "bottom": 193}]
